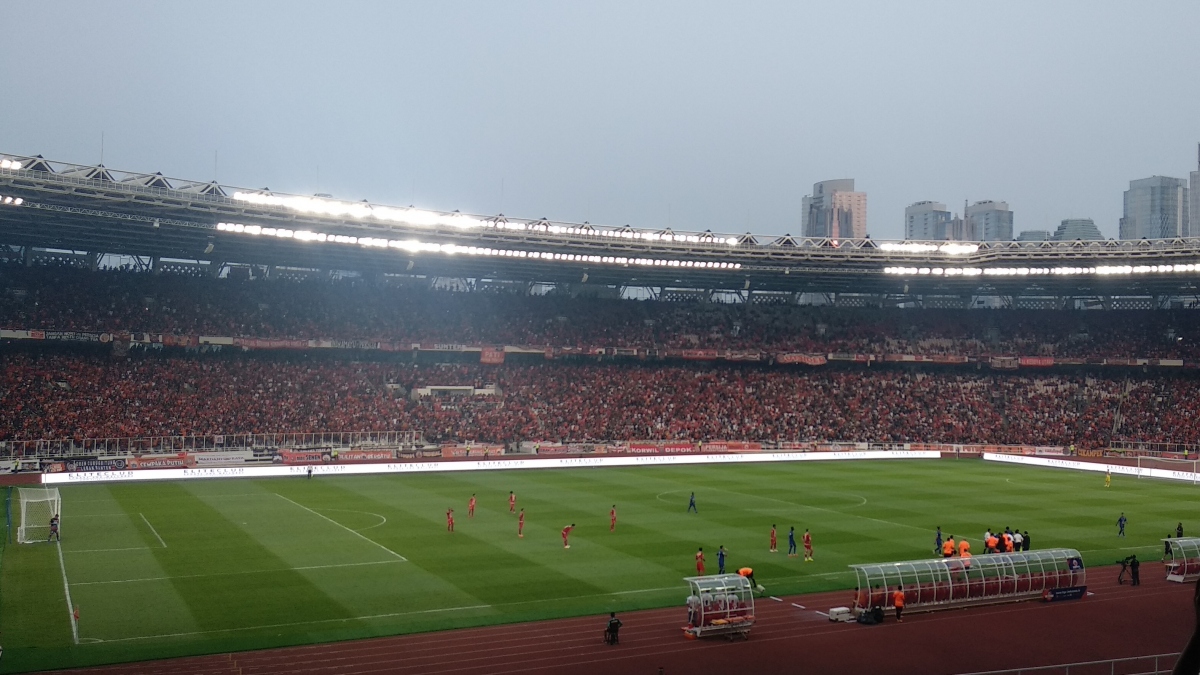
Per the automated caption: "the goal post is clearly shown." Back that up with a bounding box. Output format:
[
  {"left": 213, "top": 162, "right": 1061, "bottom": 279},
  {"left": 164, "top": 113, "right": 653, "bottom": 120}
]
[
  {"left": 17, "top": 487, "right": 61, "bottom": 544},
  {"left": 1136, "top": 456, "right": 1200, "bottom": 484}
]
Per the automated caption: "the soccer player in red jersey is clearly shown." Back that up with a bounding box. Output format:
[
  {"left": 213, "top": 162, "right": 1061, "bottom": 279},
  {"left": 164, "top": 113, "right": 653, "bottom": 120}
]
[
  {"left": 562, "top": 523, "right": 575, "bottom": 548},
  {"left": 446, "top": 508, "right": 454, "bottom": 532},
  {"left": 509, "top": 491, "right": 516, "bottom": 513},
  {"left": 610, "top": 505, "right": 617, "bottom": 532},
  {"left": 695, "top": 547, "right": 706, "bottom": 574},
  {"left": 468, "top": 494, "right": 476, "bottom": 517},
  {"left": 803, "top": 528, "right": 814, "bottom": 561},
  {"left": 769, "top": 524, "right": 778, "bottom": 553},
  {"left": 518, "top": 508, "right": 525, "bottom": 538}
]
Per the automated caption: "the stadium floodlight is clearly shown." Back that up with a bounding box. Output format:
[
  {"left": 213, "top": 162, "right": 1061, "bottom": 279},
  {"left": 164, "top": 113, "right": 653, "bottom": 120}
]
[
  {"left": 215, "top": 221, "right": 743, "bottom": 270},
  {"left": 0, "top": 159, "right": 22, "bottom": 170},
  {"left": 885, "top": 263, "right": 1200, "bottom": 277},
  {"left": 230, "top": 191, "right": 739, "bottom": 248}
]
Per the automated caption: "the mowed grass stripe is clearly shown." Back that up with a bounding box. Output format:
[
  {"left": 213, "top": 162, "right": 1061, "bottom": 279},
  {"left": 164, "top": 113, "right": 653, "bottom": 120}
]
[
  {"left": 4, "top": 460, "right": 1200, "bottom": 674},
  {"left": 316, "top": 476, "right": 618, "bottom": 606},
  {"left": 105, "top": 483, "right": 361, "bottom": 638}
]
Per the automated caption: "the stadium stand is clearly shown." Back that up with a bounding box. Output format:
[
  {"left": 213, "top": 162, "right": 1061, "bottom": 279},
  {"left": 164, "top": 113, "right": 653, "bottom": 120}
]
[{"left": 4, "top": 349, "right": 1200, "bottom": 448}]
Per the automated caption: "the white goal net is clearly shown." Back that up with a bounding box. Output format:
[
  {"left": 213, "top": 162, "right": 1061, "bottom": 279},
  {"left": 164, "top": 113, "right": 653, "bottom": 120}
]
[
  {"left": 1137, "top": 456, "right": 1200, "bottom": 483},
  {"left": 17, "top": 487, "right": 61, "bottom": 544}
]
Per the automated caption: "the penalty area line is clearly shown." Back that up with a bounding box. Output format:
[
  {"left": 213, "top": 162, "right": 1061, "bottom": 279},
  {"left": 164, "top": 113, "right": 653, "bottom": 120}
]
[
  {"left": 71, "top": 559, "right": 404, "bottom": 587},
  {"left": 140, "top": 513, "right": 167, "bottom": 548},
  {"left": 89, "top": 603, "right": 493, "bottom": 644},
  {"left": 55, "top": 542, "right": 80, "bottom": 645},
  {"left": 274, "top": 494, "right": 406, "bottom": 561}
]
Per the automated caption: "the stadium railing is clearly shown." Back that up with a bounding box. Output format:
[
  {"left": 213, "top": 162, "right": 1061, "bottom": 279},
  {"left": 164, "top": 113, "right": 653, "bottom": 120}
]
[
  {"left": 956, "top": 652, "right": 1178, "bottom": 675},
  {"left": 0, "top": 431, "right": 419, "bottom": 459}
]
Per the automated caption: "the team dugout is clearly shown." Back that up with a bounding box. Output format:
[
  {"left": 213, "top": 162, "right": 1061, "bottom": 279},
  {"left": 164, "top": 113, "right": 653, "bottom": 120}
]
[
  {"left": 1165, "top": 537, "right": 1200, "bottom": 582},
  {"left": 849, "top": 549, "right": 1085, "bottom": 614}
]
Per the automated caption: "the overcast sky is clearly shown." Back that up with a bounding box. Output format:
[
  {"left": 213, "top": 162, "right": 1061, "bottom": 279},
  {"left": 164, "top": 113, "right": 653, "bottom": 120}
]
[{"left": 2, "top": 1, "right": 1198, "bottom": 240}]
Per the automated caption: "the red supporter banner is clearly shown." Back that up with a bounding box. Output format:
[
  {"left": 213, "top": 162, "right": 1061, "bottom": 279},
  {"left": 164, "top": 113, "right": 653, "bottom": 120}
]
[
  {"left": 680, "top": 350, "right": 720, "bottom": 361},
  {"left": 128, "top": 453, "right": 190, "bottom": 469},
  {"left": 275, "top": 449, "right": 330, "bottom": 464},
  {"left": 1019, "top": 356, "right": 1056, "bottom": 367},
  {"left": 480, "top": 347, "right": 506, "bottom": 364},
  {"left": 776, "top": 353, "right": 827, "bottom": 365}
]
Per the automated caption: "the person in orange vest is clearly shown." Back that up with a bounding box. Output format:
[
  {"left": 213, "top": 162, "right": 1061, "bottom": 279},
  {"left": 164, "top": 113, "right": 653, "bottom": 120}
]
[
  {"left": 942, "top": 536, "right": 956, "bottom": 558},
  {"left": 892, "top": 585, "right": 906, "bottom": 623},
  {"left": 1003, "top": 531, "right": 1015, "bottom": 553},
  {"left": 958, "top": 537, "right": 970, "bottom": 558}
]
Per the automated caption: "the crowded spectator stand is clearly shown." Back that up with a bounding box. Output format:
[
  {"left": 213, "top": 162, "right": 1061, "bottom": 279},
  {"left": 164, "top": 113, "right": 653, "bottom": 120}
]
[{"left": 683, "top": 574, "right": 755, "bottom": 640}]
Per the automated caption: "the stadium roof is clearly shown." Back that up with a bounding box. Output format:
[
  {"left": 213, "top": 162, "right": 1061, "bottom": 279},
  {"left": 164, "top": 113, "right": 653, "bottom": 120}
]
[{"left": 3, "top": 152, "right": 1200, "bottom": 298}]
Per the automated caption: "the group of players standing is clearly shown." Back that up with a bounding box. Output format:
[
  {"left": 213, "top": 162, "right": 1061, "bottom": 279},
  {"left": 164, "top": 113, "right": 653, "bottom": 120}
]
[
  {"left": 443, "top": 490, "right": 815, "bottom": 581},
  {"left": 445, "top": 491, "right": 612, "bottom": 549}
]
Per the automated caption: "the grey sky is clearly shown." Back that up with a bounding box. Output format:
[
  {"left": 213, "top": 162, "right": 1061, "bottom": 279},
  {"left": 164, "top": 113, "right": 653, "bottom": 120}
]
[{"left": 2, "top": 1, "right": 1197, "bottom": 240}]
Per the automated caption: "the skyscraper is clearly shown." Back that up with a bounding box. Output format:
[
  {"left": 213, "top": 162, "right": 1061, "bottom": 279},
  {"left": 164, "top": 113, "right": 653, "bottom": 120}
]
[
  {"left": 904, "top": 201, "right": 952, "bottom": 240},
  {"left": 1120, "top": 176, "right": 1189, "bottom": 239},
  {"left": 1191, "top": 144, "right": 1199, "bottom": 238},
  {"left": 966, "top": 201, "right": 1014, "bottom": 241},
  {"left": 802, "top": 179, "right": 867, "bottom": 239},
  {"left": 1016, "top": 230, "right": 1050, "bottom": 241},
  {"left": 1052, "top": 218, "right": 1103, "bottom": 241}
]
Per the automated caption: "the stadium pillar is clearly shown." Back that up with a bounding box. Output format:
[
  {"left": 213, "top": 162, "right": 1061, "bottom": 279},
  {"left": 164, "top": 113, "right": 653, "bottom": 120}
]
[
  {"left": 21, "top": 246, "right": 31, "bottom": 267},
  {"left": 150, "top": 256, "right": 161, "bottom": 274},
  {"left": 87, "top": 252, "right": 101, "bottom": 270}
]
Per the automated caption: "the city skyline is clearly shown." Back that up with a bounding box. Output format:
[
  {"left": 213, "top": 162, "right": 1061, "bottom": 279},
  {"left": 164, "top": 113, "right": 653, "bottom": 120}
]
[{"left": 1, "top": 2, "right": 1197, "bottom": 242}]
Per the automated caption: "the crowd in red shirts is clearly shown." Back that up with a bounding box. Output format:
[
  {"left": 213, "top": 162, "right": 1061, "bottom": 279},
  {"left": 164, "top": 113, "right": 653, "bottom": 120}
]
[
  {"left": 4, "top": 351, "right": 1200, "bottom": 449},
  {"left": 3, "top": 262, "right": 1199, "bottom": 359}
]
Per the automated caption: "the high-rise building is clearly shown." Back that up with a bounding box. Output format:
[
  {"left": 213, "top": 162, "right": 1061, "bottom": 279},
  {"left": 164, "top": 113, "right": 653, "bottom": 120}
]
[
  {"left": 1191, "top": 144, "right": 1199, "bottom": 238},
  {"left": 966, "top": 201, "right": 1014, "bottom": 241},
  {"left": 1052, "top": 218, "right": 1103, "bottom": 241},
  {"left": 1016, "top": 230, "right": 1050, "bottom": 241},
  {"left": 802, "top": 179, "right": 867, "bottom": 239},
  {"left": 1119, "top": 176, "right": 1189, "bottom": 239},
  {"left": 904, "top": 201, "right": 952, "bottom": 240}
]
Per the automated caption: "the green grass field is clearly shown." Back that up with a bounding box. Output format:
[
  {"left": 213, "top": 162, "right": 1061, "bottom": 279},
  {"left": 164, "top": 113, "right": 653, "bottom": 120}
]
[{"left": 1, "top": 459, "right": 1194, "bottom": 673}]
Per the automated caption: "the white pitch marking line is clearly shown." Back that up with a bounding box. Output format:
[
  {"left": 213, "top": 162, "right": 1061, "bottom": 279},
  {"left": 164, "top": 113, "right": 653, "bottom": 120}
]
[
  {"left": 71, "top": 559, "right": 403, "bottom": 587},
  {"left": 792, "top": 603, "right": 806, "bottom": 609},
  {"left": 312, "top": 508, "right": 388, "bottom": 532},
  {"left": 86, "top": 603, "right": 493, "bottom": 644},
  {"left": 140, "top": 513, "right": 167, "bottom": 548},
  {"left": 275, "top": 494, "right": 407, "bottom": 561},
  {"left": 56, "top": 541, "right": 80, "bottom": 645},
  {"left": 769, "top": 596, "right": 783, "bottom": 602},
  {"left": 612, "top": 586, "right": 677, "bottom": 595},
  {"left": 65, "top": 547, "right": 153, "bottom": 554},
  {"left": 814, "top": 610, "right": 829, "bottom": 617}
]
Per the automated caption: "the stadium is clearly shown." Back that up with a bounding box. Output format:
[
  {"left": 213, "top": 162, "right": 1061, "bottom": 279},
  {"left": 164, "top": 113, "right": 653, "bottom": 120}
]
[{"left": 1, "top": 152, "right": 1199, "bottom": 675}]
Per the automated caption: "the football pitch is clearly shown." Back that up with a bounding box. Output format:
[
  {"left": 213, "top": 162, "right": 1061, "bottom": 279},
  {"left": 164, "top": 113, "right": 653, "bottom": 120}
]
[{"left": 1, "top": 459, "right": 1193, "bottom": 673}]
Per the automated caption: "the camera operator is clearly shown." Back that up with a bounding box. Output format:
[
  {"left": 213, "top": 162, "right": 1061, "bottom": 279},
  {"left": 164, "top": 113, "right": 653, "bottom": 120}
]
[{"left": 1118, "top": 556, "right": 1131, "bottom": 585}]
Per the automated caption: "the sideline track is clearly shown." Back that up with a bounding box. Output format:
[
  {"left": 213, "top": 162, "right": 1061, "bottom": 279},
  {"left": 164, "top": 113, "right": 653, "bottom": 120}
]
[{"left": 50, "top": 564, "right": 1191, "bottom": 675}]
